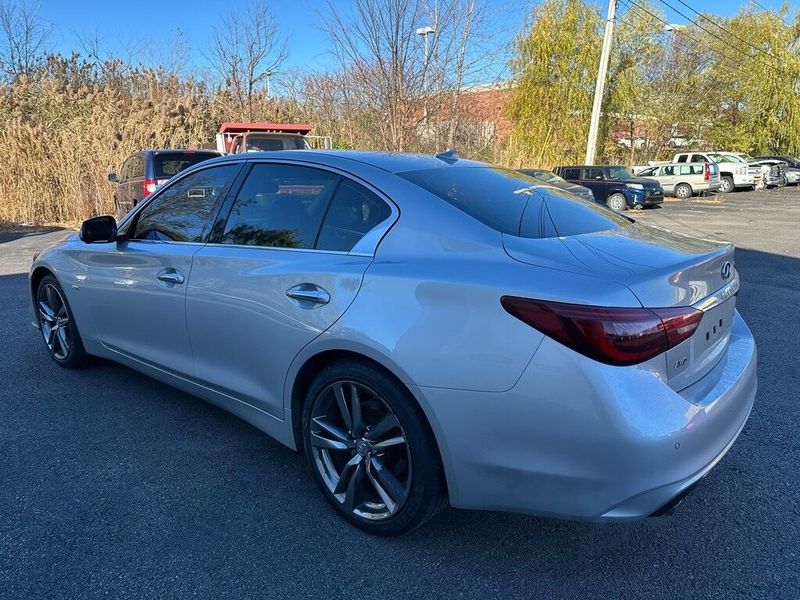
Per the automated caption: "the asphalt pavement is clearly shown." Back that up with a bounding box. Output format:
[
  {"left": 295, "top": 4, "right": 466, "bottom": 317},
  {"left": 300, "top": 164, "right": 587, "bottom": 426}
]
[{"left": 1, "top": 190, "right": 798, "bottom": 599}]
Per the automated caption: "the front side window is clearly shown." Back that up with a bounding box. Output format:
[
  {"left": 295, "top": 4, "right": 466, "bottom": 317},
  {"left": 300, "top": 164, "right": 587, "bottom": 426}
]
[
  {"left": 691, "top": 154, "right": 708, "bottom": 163},
  {"left": 606, "top": 166, "right": 634, "bottom": 180},
  {"left": 586, "top": 168, "right": 604, "bottom": 180},
  {"left": 638, "top": 167, "right": 657, "bottom": 176},
  {"left": 131, "top": 154, "right": 145, "bottom": 179},
  {"left": 221, "top": 164, "right": 339, "bottom": 248},
  {"left": 132, "top": 164, "right": 239, "bottom": 242}
]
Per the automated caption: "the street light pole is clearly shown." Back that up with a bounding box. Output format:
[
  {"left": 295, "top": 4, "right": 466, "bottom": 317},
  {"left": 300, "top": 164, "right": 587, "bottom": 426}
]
[
  {"left": 416, "top": 26, "right": 435, "bottom": 130},
  {"left": 585, "top": 0, "right": 618, "bottom": 165}
]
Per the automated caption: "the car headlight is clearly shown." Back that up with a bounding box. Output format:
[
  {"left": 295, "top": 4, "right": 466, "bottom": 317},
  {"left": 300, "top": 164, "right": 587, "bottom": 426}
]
[
  {"left": 626, "top": 183, "right": 644, "bottom": 190},
  {"left": 738, "top": 166, "right": 747, "bottom": 175}
]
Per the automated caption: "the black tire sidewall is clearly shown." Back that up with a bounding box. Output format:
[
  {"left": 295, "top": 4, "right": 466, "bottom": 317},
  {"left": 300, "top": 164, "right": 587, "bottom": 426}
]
[
  {"left": 301, "top": 359, "right": 446, "bottom": 536},
  {"left": 37, "top": 275, "right": 88, "bottom": 368}
]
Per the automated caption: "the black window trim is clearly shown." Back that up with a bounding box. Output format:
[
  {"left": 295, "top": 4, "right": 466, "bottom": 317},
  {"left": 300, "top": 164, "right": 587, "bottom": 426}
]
[
  {"left": 120, "top": 161, "right": 247, "bottom": 245},
  {"left": 207, "top": 158, "right": 399, "bottom": 257}
]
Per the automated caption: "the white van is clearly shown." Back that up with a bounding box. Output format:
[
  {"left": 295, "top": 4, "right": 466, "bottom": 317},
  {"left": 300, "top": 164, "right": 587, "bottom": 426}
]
[{"left": 636, "top": 162, "right": 721, "bottom": 198}]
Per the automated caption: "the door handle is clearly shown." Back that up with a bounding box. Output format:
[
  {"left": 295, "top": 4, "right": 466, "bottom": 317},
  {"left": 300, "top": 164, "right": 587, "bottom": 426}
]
[
  {"left": 156, "top": 268, "right": 185, "bottom": 285},
  {"left": 286, "top": 284, "right": 330, "bottom": 306}
]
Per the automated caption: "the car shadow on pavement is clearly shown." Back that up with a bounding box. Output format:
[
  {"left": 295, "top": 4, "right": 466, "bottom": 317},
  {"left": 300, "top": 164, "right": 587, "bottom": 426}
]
[
  {"left": 2, "top": 245, "right": 798, "bottom": 598},
  {"left": 0, "top": 225, "right": 69, "bottom": 244}
]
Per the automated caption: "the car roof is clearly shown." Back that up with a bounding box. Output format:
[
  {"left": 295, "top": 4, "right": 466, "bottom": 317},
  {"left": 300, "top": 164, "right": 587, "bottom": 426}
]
[{"left": 206, "top": 149, "right": 489, "bottom": 173}]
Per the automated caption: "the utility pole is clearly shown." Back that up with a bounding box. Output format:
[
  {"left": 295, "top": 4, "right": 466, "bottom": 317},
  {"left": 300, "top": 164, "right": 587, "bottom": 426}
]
[
  {"left": 585, "top": 0, "right": 618, "bottom": 165},
  {"left": 416, "top": 26, "right": 435, "bottom": 131}
]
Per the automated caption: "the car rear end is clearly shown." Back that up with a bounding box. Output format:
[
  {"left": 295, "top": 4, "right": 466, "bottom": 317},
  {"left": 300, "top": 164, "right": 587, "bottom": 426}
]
[
  {"left": 393, "top": 168, "right": 756, "bottom": 520},
  {"left": 148, "top": 150, "right": 221, "bottom": 192}
]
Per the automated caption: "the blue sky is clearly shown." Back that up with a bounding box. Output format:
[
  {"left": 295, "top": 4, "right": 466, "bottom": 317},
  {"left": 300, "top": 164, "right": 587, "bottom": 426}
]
[{"left": 38, "top": 0, "right": 799, "bottom": 86}]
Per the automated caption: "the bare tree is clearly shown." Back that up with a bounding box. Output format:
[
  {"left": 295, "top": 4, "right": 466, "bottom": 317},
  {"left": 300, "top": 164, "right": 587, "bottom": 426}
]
[
  {"left": 206, "top": 0, "right": 288, "bottom": 120},
  {"left": 0, "top": 0, "right": 52, "bottom": 81}
]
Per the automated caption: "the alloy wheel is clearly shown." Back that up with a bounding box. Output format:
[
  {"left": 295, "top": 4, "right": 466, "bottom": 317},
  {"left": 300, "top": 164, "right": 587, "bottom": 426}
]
[
  {"left": 37, "top": 283, "right": 71, "bottom": 360},
  {"left": 309, "top": 380, "right": 412, "bottom": 521}
]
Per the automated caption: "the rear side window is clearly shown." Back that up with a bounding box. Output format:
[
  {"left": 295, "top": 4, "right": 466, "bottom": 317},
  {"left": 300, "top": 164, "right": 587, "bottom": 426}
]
[
  {"left": 316, "top": 179, "right": 392, "bottom": 252},
  {"left": 691, "top": 154, "right": 708, "bottom": 163},
  {"left": 675, "top": 155, "right": 687, "bottom": 163},
  {"left": 220, "top": 164, "right": 338, "bottom": 248},
  {"left": 562, "top": 168, "right": 581, "bottom": 180},
  {"left": 154, "top": 153, "right": 219, "bottom": 179},
  {"left": 662, "top": 165, "right": 676, "bottom": 176},
  {"left": 399, "top": 167, "right": 542, "bottom": 236},
  {"left": 585, "top": 168, "right": 604, "bottom": 180}
]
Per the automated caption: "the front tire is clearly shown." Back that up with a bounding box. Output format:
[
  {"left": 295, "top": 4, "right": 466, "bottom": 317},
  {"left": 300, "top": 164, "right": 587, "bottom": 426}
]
[
  {"left": 606, "top": 193, "right": 627, "bottom": 211},
  {"left": 302, "top": 359, "right": 447, "bottom": 535},
  {"left": 36, "top": 275, "right": 88, "bottom": 368},
  {"left": 719, "top": 176, "right": 734, "bottom": 194}
]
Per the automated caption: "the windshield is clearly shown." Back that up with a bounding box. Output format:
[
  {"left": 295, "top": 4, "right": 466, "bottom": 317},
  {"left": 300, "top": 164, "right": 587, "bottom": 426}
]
[
  {"left": 737, "top": 153, "right": 757, "bottom": 162},
  {"left": 398, "top": 166, "right": 630, "bottom": 238},
  {"left": 707, "top": 153, "right": 738, "bottom": 163},
  {"left": 154, "top": 152, "right": 220, "bottom": 179},
  {"left": 607, "top": 166, "right": 635, "bottom": 180}
]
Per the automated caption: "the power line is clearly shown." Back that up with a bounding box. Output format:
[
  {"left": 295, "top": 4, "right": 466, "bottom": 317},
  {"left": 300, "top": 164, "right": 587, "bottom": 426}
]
[
  {"left": 749, "top": 0, "right": 795, "bottom": 28},
  {"left": 654, "top": 0, "right": 783, "bottom": 73},
  {"left": 619, "top": 0, "right": 765, "bottom": 76},
  {"left": 671, "top": 0, "right": 780, "bottom": 63}
]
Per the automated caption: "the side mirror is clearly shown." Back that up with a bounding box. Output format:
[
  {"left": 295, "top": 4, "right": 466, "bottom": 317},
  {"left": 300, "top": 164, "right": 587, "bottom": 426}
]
[
  {"left": 108, "top": 173, "right": 118, "bottom": 183},
  {"left": 80, "top": 216, "right": 117, "bottom": 244}
]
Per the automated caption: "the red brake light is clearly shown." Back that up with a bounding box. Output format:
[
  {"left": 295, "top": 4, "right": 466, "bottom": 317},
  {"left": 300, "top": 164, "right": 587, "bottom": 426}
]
[
  {"left": 501, "top": 297, "right": 703, "bottom": 366},
  {"left": 143, "top": 178, "right": 157, "bottom": 197},
  {"left": 704, "top": 163, "right": 710, "bottom": 181}
]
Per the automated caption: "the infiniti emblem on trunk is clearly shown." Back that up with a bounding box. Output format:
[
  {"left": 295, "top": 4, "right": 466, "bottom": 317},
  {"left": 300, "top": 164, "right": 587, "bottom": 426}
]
[{"left": 721, "top": 261, "right": 732, "bottom": 280}]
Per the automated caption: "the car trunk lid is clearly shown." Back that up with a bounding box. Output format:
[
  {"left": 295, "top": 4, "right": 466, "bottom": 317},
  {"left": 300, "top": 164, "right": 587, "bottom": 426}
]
[{"left": 503, "top": 222, "right": 738, "bottom": 389}]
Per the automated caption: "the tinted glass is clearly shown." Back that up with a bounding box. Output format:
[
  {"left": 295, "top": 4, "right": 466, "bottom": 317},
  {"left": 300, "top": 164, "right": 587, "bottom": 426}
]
[
  {"left": 131, "top": 154, "right": 145, "bottom": 178},
  {"left": 606, "top": 166, "right": 634, "bottom": 180},
  {"left": 542, "top": 187, "right": 632, "bottom": 237},
  {"left": 221, "top": 164, "right": 338, "bottom": 248},
  {"left": 638, "top": 167, "right": 657, "bottom": 176},
  {"left": 662, "top": 165, "right": 676, "bottom": 176},
  {"left": 676, "top": 155, "right": 687, "bottom": 163},
  {"left": 691, "top": 154, "right": 708, "bottom": 163},
  {"left": 586, "top": 168, "right": 604, "bottom": 180},
  {"left": 399, "top": 167, "right": 542, "bottom": 236},
  {"left": 316, "top": 180, "right": 392, "bottom": 251},
  {"left": 562, "top": 168, "right": 581, "bottom": 180},
  {"left": 154, "top": 152, "right": 219, "bottom": 179},
  {"left": 132, "top": 164, "right": 238, "bottom": 242}
]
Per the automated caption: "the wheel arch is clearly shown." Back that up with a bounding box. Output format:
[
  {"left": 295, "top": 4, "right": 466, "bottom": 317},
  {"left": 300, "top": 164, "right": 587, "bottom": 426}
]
[{"left": 30, "top": 265, "right": 55, "bottom": 305}]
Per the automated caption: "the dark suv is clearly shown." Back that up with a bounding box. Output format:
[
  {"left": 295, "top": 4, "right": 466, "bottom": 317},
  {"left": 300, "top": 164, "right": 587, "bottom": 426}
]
[
  {"left": 109, "top": 149, "right": 220, "bottom": 216},
  {"left": 552, "top": 165, "right": 663, "bottom": 211}
]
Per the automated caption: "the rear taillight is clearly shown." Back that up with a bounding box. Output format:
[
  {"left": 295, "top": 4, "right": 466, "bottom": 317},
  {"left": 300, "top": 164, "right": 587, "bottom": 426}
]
[
  {"left": 143, "top": 178, "right": 157, "bottom": 197},
  {"left": 704, "top": 163, "right": 710, "bottom": 181},
  {"left": 501, "top": 297, "right": 703, "bottom": 366}
]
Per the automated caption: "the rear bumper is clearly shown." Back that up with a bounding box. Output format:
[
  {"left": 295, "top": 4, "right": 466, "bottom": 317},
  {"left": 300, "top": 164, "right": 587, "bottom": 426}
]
[{"left": 419, "top": 310, "right": 756, "bottom": 520}]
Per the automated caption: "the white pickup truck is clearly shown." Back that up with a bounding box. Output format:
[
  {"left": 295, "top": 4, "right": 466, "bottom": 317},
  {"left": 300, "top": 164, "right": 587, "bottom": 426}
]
[{"left": 673, "top": 152, "right": 762, "bottom": 193}]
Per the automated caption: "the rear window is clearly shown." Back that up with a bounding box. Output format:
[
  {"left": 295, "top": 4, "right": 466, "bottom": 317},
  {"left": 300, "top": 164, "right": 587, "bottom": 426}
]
[
  {"left": 154, "top": 152, "right": 219, "bottom": 179},
  {"left": 398, "top": 167, "right": 630, "bottom": 238}
]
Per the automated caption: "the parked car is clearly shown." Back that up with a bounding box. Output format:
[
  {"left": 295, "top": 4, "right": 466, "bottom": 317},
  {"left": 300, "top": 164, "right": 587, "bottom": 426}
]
[
  {"left": 216, "top": 122, "right": 332, "bottom": 154},
  {"left": 751, "top": 158, "right": 791, "bottom": 186},
  {"left": 635, "top": 162, "right": 720, "bottom": 198},
  {"left": 31, "top": 151, "right": 756, "bottom": 535},
  {"left": 754, "top": 155, "right": 800, "bottom": 185},
  {"left": 517, "top": 168, "right": 594, "bottom": 202},
  {"left": 552, "top": 164, "right": 663, "bottom": 211},
  {"left": 724, "top": 152, "right": 784, "bottom": 189},
  {"left": 109, "top": 149, "right": 221, "bottom": 216},
  {"left": 672, "top": 152, "right": 762, "bottom": 193}
]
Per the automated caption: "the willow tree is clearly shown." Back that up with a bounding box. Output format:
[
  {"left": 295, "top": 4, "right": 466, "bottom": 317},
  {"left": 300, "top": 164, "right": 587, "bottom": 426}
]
[{"left": 506, "top": 0, "right": 601, "bottom": 167}]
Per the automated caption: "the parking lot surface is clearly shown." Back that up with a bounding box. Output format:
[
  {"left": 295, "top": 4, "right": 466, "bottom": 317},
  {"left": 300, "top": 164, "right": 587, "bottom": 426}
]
[{"left": 1, "top": 189, "right": 799, "bottom": 599}]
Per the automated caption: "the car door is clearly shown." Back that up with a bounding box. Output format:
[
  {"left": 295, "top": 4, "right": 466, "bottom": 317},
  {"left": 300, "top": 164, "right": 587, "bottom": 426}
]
[
  {"left": 186, "top": 161, "right": 396, "bottom": 418},
  {"left": 82, "top": 163, "right": 242, "bottom": 375},
  {"left": 581, "top": 167, "right": 608, "bottom": 202},
  {"left": 659, "top": 165, "right": 677, "bottom": 194}
]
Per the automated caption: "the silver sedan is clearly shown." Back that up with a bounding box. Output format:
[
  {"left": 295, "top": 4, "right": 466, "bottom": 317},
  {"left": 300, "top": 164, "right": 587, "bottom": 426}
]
[{"left": 29, "top": 151, "right": 757, "bottom": 535}]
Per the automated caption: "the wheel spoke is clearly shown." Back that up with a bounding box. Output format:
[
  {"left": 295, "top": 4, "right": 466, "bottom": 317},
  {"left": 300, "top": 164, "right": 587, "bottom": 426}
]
[
  {"left": 56, "top": 325, "right": 69, "bottom": 355},
  {"left": 310, "top": 431, "right": 350, "bottom": 451},
  {"left": 311, "top": 416, "right": 354, "bottom": 448},
  {"left": 334, "top": 454, "right": 362, "bottom": 495},
  {"left": 366, "top": 460, "right": 397, "bottom": 513},
  {"left": 371, "top": 435, "right": 406, "bottom": 451},
  {"left": 38, "top": 302, "right": 55, "bottom": 323},
  {"left": 343, "top": 460, "right": 365, "bottom": 513},
  {"left": 349, "top": 384, "right": 362, "bottom": 435},
  {"left": 44, "top": 323, "right": 55, "bottom": 346},
  {"left": 367, "top": 412, "right": 400, "bottom": 442},
  {"left": 369, "top": 456, "right": 405, "bottom": 507},
  {"left": 333, "top": 383, "right": 353, "bottom": 432}
]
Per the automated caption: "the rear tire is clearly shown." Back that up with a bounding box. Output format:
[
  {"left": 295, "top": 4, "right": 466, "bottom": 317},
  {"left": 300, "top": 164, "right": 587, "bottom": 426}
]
[
  {"left": 675, "top": 183, "right": 693, "bottom": 199},
  {"left": 302, "top": 359, "right": 447, "bottom": 536},
  {"left": 606, "top": 193, "right": 627, "bottom": 211},
  {"left": 719, "top": 176, "right": 734, "bottom": 194},
  {"left": 36, "top": 275, "right": 88, "bottom": 368}
]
